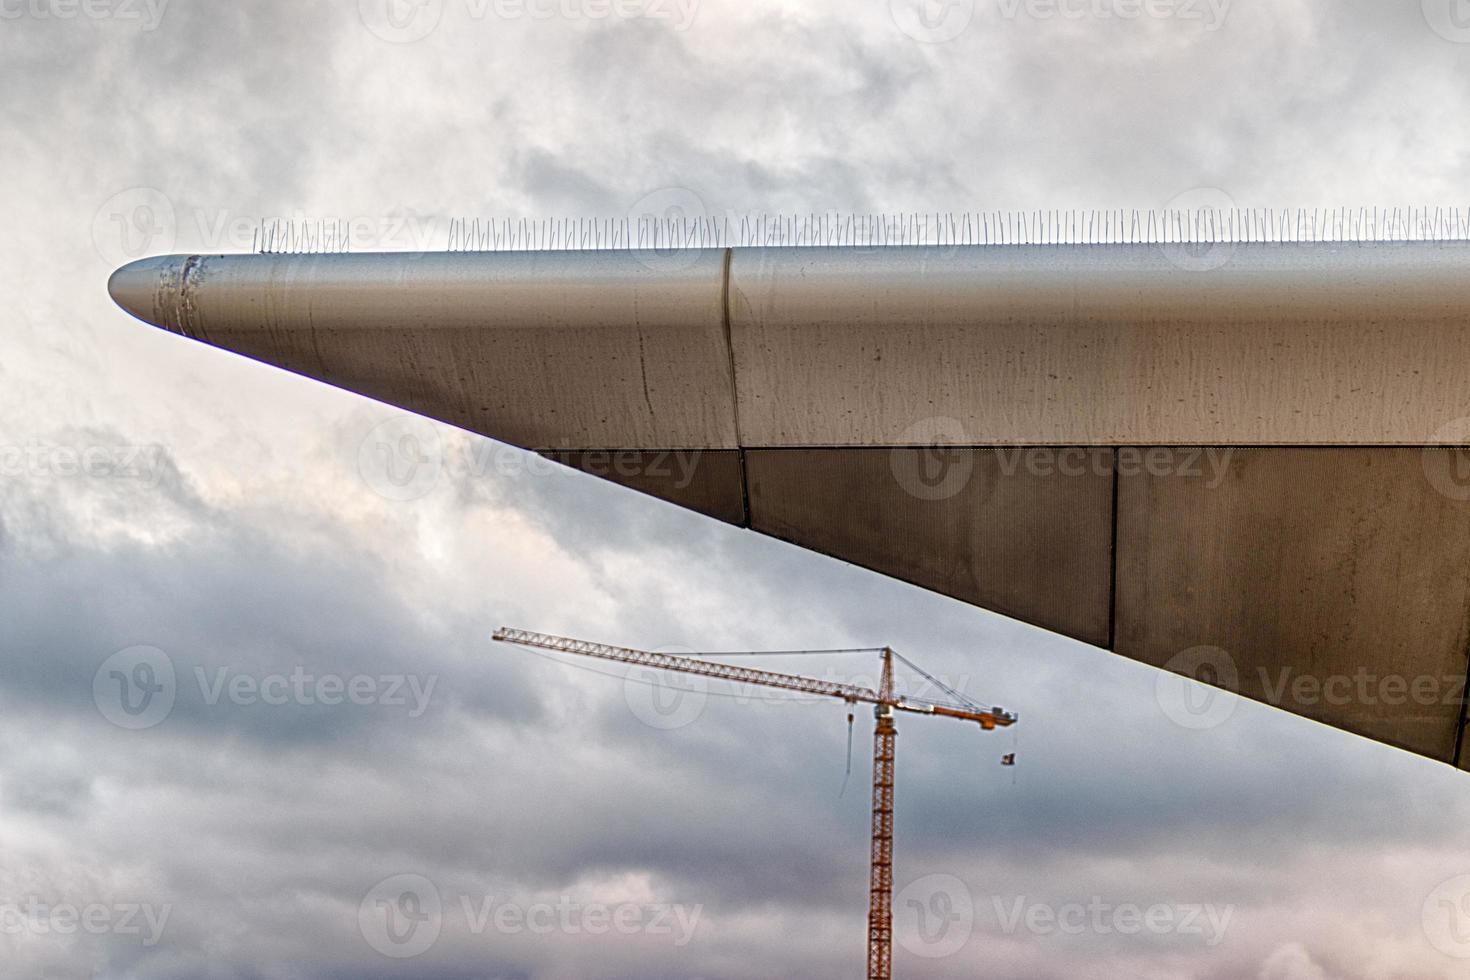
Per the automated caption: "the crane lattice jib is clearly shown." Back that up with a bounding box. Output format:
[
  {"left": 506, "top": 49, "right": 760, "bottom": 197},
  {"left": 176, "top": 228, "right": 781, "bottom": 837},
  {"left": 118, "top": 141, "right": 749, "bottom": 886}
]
[
  {"left": 492, "top": 628, "right": 1015, "bottom": 729},
  {"left": 495, "top": 627, "right": 878, "bottom": 701}
]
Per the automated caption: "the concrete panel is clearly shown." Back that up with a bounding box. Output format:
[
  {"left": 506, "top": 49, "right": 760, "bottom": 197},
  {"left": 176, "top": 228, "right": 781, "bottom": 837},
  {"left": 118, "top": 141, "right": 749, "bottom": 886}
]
[
  {"left": 745, "top": 448, "right": 1115, "bottom": 646},
  {"left": 727, "top": 243, "right": 1470, "bottom": 446},
  {"left": 1114, "top": 448, "right": 1470, "bottom": 762},
  {"left": 109, "top": 251, "right": 738, "bottom": 450},
  {"left": 544, "top": 450, "right": 746, "bottom": 526}
]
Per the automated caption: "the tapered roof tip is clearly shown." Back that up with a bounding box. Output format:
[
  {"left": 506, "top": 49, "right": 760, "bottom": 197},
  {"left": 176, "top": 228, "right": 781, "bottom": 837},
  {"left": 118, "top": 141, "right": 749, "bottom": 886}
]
[{"left": 108, "top": 254, "right": 184, "bottom": 327}]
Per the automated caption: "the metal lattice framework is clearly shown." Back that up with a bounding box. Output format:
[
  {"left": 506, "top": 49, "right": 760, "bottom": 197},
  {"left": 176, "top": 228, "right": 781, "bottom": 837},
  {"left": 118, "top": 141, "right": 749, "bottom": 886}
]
[{"left": 492, "top": 627, "right": 1016, "bottom": 978}]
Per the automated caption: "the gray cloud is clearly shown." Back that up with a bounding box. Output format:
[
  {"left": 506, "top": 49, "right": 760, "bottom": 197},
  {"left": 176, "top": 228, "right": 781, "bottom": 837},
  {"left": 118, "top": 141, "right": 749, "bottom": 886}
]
[{"left": 3, "top": 1, "right": 1470, "bottom": 977}]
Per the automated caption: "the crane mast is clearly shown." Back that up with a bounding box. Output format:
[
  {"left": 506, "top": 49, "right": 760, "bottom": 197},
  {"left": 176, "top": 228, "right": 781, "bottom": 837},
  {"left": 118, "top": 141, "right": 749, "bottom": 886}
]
[
  {"left": 491, "top": 627, "right": 1015, "bottom": 979},
  {"left": 869, "top": 649, "right": 897, "bottom": 980}
]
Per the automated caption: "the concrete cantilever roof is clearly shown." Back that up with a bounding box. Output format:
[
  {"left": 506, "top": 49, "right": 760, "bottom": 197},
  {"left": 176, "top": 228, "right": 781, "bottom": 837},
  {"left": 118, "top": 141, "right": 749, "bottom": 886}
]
[{"left": 109, "top": 243, "right": 1470, "bottom": 771}]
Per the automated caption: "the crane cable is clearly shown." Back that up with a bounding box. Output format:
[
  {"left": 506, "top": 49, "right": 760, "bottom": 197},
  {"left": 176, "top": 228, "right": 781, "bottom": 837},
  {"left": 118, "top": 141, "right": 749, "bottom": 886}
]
[
  {"left": 689, "top": 646, "right": 1003, "bottom": 713},
  {"left": 838, "top": 711, "right": 854, "bottom": 798},
  {"left": 509, "top": 642, "right": 827, "bottom": 703},
  {"left": 890, "top": 649, "right": 994, "bottom": 713},
  {"left": 511, "top": 639, "right": 1005, "bottom": 716},
  {"left": 683, "top": 647, "right": 887, "bottom": 658}
]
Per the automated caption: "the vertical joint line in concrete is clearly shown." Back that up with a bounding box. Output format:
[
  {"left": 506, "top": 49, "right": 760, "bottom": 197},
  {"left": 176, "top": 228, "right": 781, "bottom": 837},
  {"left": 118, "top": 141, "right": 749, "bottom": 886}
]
[
  {"left": 1107, "top": 448, "right": 1120, "bottom": 651},
  {"left": 719, "top": 248, "right": 752, "bottom": 527},
  {"left": 1456, "top": 519, "right": 1470, "bottom": 768},
  {"left": 1454, "top": 627, "right": 1470, "bottom": 768}
]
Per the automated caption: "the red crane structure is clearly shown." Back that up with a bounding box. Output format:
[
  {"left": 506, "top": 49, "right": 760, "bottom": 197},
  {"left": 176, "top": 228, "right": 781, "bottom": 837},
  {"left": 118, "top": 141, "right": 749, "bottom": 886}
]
[{"left": 492, "top": 627, "right": 1017, "bottom": 979}]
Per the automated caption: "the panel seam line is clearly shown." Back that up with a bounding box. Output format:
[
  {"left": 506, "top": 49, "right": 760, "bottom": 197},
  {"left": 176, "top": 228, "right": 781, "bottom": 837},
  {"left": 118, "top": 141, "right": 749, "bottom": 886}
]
[{"left": 719, "top": 247, "right": 752, "bottom": 526}]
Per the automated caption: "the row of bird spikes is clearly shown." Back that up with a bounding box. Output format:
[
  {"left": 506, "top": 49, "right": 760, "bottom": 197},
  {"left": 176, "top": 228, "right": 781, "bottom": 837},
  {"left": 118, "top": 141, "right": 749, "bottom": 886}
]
[{"left": 250, "top": 206, "right": 1470, "bottom": 254}]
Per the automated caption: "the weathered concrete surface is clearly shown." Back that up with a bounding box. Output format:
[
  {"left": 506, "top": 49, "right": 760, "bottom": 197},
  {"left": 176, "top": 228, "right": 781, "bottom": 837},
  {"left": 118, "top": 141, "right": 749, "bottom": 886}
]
[
  {"left": 1114, "top": 448, "right": 1470, "bottom": 762},
  {"left": 728, "top": 243, "right": 1470, "bottom": 446},
  {"left": 112, "top": 244, "right": 1470, "bottom": 449},
  {"left": 108, "top": 251, "right": 738, "bottom": 450},
  {"left": 108, "top": 245, "right": 1470, "bottom": 771},
  {"left": 745, "top": 448, "right": 1115, "bottom": 646}
]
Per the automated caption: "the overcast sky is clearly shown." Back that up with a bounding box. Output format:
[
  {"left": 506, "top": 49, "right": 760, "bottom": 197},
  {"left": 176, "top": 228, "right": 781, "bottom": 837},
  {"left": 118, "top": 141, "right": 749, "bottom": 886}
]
[{"left": 5, "top": 1, "right": 1470, "bottom": 978}]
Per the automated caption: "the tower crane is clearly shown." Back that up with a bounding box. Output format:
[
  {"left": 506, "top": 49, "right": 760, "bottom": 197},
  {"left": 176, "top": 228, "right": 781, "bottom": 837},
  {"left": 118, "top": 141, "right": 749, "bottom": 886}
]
[{"left": 491, "top": 627, "right": 1017, "bottom": 979}]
